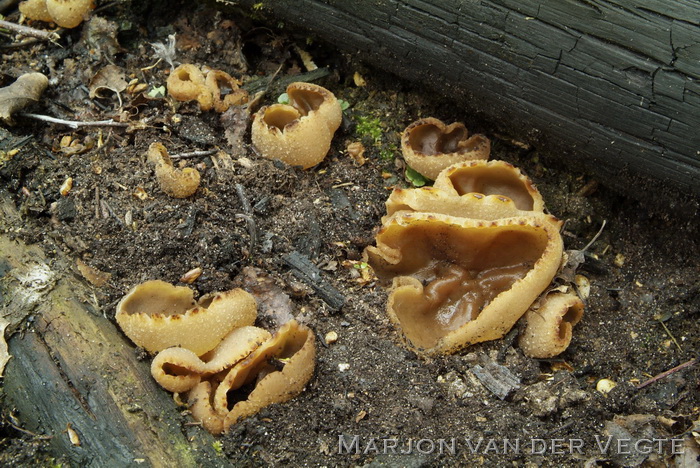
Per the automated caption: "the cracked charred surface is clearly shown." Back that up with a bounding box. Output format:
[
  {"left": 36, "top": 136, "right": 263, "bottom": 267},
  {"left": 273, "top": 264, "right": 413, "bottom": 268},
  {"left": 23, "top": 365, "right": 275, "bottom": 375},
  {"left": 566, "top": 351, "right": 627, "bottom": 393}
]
[{"left": 232, "top": 0, "right": 700, "bottom": 214}]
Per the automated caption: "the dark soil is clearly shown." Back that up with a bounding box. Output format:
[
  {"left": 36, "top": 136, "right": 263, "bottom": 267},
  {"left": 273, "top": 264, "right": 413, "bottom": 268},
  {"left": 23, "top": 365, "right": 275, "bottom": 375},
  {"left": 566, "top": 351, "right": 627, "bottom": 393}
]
[{"left": 1, "top": 1, "right": 698, "bottom": 467}]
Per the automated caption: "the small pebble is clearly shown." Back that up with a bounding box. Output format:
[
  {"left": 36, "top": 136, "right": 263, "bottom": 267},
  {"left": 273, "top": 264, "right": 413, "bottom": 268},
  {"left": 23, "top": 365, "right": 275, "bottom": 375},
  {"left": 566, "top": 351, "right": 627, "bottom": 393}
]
[
  {"left": 596, "top": 378, "right": 617, "bottom": 395},
  {"left": 325, "top": 331, "right": 338, "bottom": 344},
  {"left": 338, "top": 363, "right": 350, "bottom": 372}
]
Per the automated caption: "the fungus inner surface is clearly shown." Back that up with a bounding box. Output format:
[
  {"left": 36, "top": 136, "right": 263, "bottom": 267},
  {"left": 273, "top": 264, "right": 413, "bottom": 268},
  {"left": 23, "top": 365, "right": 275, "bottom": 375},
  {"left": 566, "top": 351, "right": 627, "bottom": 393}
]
[
  {"left": 222, "top": 326, "right": 308, "bottom": 409},
  {"left": 377, "top": 223, "right": 549, "bottom": 348},
  {"left": 119, "top": 286, "right": 194, "bottom": 317},
  {"left": 263, "top": 106, "right": 301, "bottom": 130},
  {"left": 408, "top": 123, "right": 471, "bottom": 155},
  {"left": 447, "top": 166, "right": 535, "bottom": 210},
  {"left": 288, "top": 88, "right": 324, "bottom": 115}
]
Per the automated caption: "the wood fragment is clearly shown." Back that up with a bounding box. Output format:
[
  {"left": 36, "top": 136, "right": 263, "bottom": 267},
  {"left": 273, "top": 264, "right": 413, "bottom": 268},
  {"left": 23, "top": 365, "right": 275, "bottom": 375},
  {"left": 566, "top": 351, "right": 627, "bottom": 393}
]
[
  {"left": 471, "top": 361, "right": 520, "bottom": 400},
  {"left": 281, "top": 251, "right": 346, "bottom": 311}
]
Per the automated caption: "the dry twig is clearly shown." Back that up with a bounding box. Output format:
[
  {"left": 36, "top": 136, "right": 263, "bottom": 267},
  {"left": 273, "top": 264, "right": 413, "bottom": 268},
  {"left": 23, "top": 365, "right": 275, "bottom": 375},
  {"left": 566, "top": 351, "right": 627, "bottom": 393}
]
[
  {"left": 637, "top": 358, "right": 698, "bottom": 389},
  {"left": 20, "top": 113, "right": 129, "bottom": 129},
  {"left": 0, "top": 19, "right": 60, "bottom": 41}
]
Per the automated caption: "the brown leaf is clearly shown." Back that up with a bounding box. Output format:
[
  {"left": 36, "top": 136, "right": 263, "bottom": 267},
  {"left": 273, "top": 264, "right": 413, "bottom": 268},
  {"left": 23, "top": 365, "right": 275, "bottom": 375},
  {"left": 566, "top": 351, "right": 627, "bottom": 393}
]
[
  {"left": 88, "top": 65, "right": 128, "bottom": 100},
  {"left": 0, "top": 73, "right": 49, "bottom": 123}
]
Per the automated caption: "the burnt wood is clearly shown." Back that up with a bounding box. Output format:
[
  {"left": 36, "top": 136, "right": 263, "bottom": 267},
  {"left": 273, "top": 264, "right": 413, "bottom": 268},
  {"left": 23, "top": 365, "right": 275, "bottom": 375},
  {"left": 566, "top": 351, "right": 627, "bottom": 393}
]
[{"left": 231, "top": 0, "right": 700, "bottom": 211}]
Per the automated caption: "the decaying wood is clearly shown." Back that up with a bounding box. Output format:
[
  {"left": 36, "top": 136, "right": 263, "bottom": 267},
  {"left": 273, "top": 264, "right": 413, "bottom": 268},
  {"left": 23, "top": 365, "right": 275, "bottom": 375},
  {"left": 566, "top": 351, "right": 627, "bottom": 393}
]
[
  {"left": 0, "top": 195, "right": 225, "bottom": 467},
  {"left": 282, "top": 250, "right": 346, "bottom": 311},
  {"left": 230, "top": 0, "right": 700, "bottom": 211}
]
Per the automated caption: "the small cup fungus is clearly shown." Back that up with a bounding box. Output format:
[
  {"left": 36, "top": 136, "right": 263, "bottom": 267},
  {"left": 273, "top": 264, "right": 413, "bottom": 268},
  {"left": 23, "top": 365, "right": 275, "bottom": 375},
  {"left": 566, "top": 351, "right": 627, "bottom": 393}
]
[
  {"left": 366, "top": 212, "right": 563, "bottom": 354},
  {"left": 147, "top": 142, "right": 201, "bottom": 198},
  {"left": 166, "top": 64, "right": 248, "bottom": 112},
  {"left": 188, "top": 320, "right": 316, "bottom": 434},
  {"left": 251, "top": 82, "right": 342, "bottom": 169},
  {"left": 20, "top": 0, "right": 94, "bottom": 28},
  {"left": 401, "top": 117, "right": 490, "bottom": 180},
  {"left": 518, "top": 292, "right": 584, "bottom": 358},
  {"left": 115, "top": 280, "right": 257, "bottom": 355}
]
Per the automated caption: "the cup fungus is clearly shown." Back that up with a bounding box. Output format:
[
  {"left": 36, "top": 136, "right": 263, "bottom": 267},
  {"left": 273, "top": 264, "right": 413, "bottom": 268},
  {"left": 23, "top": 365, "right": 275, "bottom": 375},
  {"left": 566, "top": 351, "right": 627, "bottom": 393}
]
[
  {"left": 251, "top": 82, "right": 342, "bottom": 169},
  {"left": 205, "top": 70, "right": 249, "bottom": 112},
  {"left": 166, "top": 64, "right": 249, "bottom": 112},
  {"left": 188, "top": 320, "right": 316, "bottom": 434},
  {"left": 433, "top": 160, "right": 544, "bottom": 212},
  {"left": 366, "top": 212, "right": 563, "bottom": 354},
  {"left": 115, "top": 280, "right": 257, "bottom": 355},
  {"left": 518, "top": 292, "right": 584, "bottom": 358},
  {"left": 401, "top": 117, "right": 490, "bottom": 180},
  {"left": 151, "top": 326, "right": 272, "bottom": 393},
  {"left": 147, "top": 142, "right": 201, "bottom": 198},
  {"left": 20, "top": 0, "right": 94, "bottom": 28},
  {"left": 167, "top": 64, "right": 213, "bottom": 111}
]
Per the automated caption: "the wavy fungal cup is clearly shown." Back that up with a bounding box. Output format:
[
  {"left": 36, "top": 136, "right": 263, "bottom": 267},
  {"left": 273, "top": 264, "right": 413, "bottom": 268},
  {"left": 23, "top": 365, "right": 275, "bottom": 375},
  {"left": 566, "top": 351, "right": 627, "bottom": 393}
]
[
  {"left": 167, "top": 64, "right": 248, "bottom": 112},
  {"left": 385, "top": 160, "right": 544, "bottom": 223},
  {"left": 365, "top": 212, "right": 563, "bottom": 354},
  {"left": 434, "top": 160, "right": 545, "bottom": 212},
  {"left": 402, "top": 117, "right": 490, "bottom": 180},
  {"left": 188, "top": 320, "right": 316, "bottom": 434},
  {"left": 115, "top": 280, "right": 257, "bottom": 355},
  {"left": 251, "top": 82, "right": 342, "bottom": 169},
  {"left": 151, "top": 326, "right": 271, "bottom": 393},
  {"left": 519, "top": 292, "right": 584, "bottom": 358},
  {"left": 147, "top": 142, "right": 200, "bottom": 198}
]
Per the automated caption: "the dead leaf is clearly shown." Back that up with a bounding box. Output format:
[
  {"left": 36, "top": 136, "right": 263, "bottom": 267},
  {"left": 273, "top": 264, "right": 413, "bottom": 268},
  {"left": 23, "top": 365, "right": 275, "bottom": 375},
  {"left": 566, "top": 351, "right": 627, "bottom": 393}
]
[
  {"left": 0, "top": 318, "right": 10, "bottom": 377},
  {"left": 89, "top": 65, "right": 128, "bottom": 102},
  {"left": 76, "top": 259, "right": 111, "bottom": 287},
  {"left": 0, "top": 73, "right": 49, "bottom": 123}
]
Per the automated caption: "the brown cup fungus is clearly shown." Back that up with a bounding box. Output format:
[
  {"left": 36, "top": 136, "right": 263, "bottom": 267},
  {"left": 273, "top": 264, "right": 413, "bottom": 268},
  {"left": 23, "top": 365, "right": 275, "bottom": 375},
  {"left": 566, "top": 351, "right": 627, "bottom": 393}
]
[
  {"left": 115, "top": 280, "right": 257, "bottom": 355},
  {"left": 20, "top": 0, "right": 94, "bottom": 28},
  {"left": 251, "top": 82, "right": 342, "bottom": 169},
  {"left": 147, "top": 142, "right": 201, "bottom": 198},
  {"left": 518, "top": 292, "right": 584, "bottom": 358},
  {"left": 385, "top": 160, "right": 545, "bottom": 223},
  {"left": 188, "top": 320, "right": 316, "bottom": 434},
  {"left": 433, "top": 160, "right": 545, "bottom": 212},
  {"left": 166, "top": 64, "right": 248, "bottom": 112},
  {"left": 151, "top": 326, "right": 272, "bottom": 393},
  {"left": 401, "top": 117, "right": 490, "bottom": 180},
  {"left": 366, "top": 213, "right": 563, "bottom": 354}
]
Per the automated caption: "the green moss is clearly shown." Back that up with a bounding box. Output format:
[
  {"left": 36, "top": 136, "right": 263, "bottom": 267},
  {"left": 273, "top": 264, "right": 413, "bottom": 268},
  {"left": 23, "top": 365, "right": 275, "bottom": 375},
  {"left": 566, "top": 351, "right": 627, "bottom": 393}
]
[{"left": 355, "top": 115, "right": 383, "bottom": 144}]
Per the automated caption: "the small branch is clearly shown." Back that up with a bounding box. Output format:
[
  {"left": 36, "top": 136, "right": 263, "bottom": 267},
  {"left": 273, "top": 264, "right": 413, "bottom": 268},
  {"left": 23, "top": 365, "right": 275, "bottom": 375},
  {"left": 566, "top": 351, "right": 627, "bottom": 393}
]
[
  {"left": 0, "top": 19, "right": 60, "bottom": 42},
  {"left": 637, "top": 358, "right": 698, "bottom": 389},
  {"left": 19, "top": 113, "right": 129, "bottom": 129},
  {"left": 170, "top": 149, "right": 217, "bottom": 160},
  {"left": 234, "top": 183, "right": 253, "bottom": 214}
]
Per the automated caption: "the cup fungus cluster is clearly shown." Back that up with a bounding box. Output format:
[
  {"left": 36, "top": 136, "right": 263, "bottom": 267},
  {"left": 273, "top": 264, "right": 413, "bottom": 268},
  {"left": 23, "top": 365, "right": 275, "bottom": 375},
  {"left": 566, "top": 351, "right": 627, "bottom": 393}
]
[
  {"left": 19, "top": 0, "right": 94, "bottom": 28},
  {"left": 251, "top": 82, "right": 342, "bottom": 169},
  {"left": 116, "top": 280, "right": 316, "bottom": 434},
  {"left": 366, "top": 155, "right": 584, "bottom": 357},
  {"left": 167, "top": 64, "right": 249, "bottom": 112},
  {"left": 401, "top": 117, "right": 491, "bottom": 180}
]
